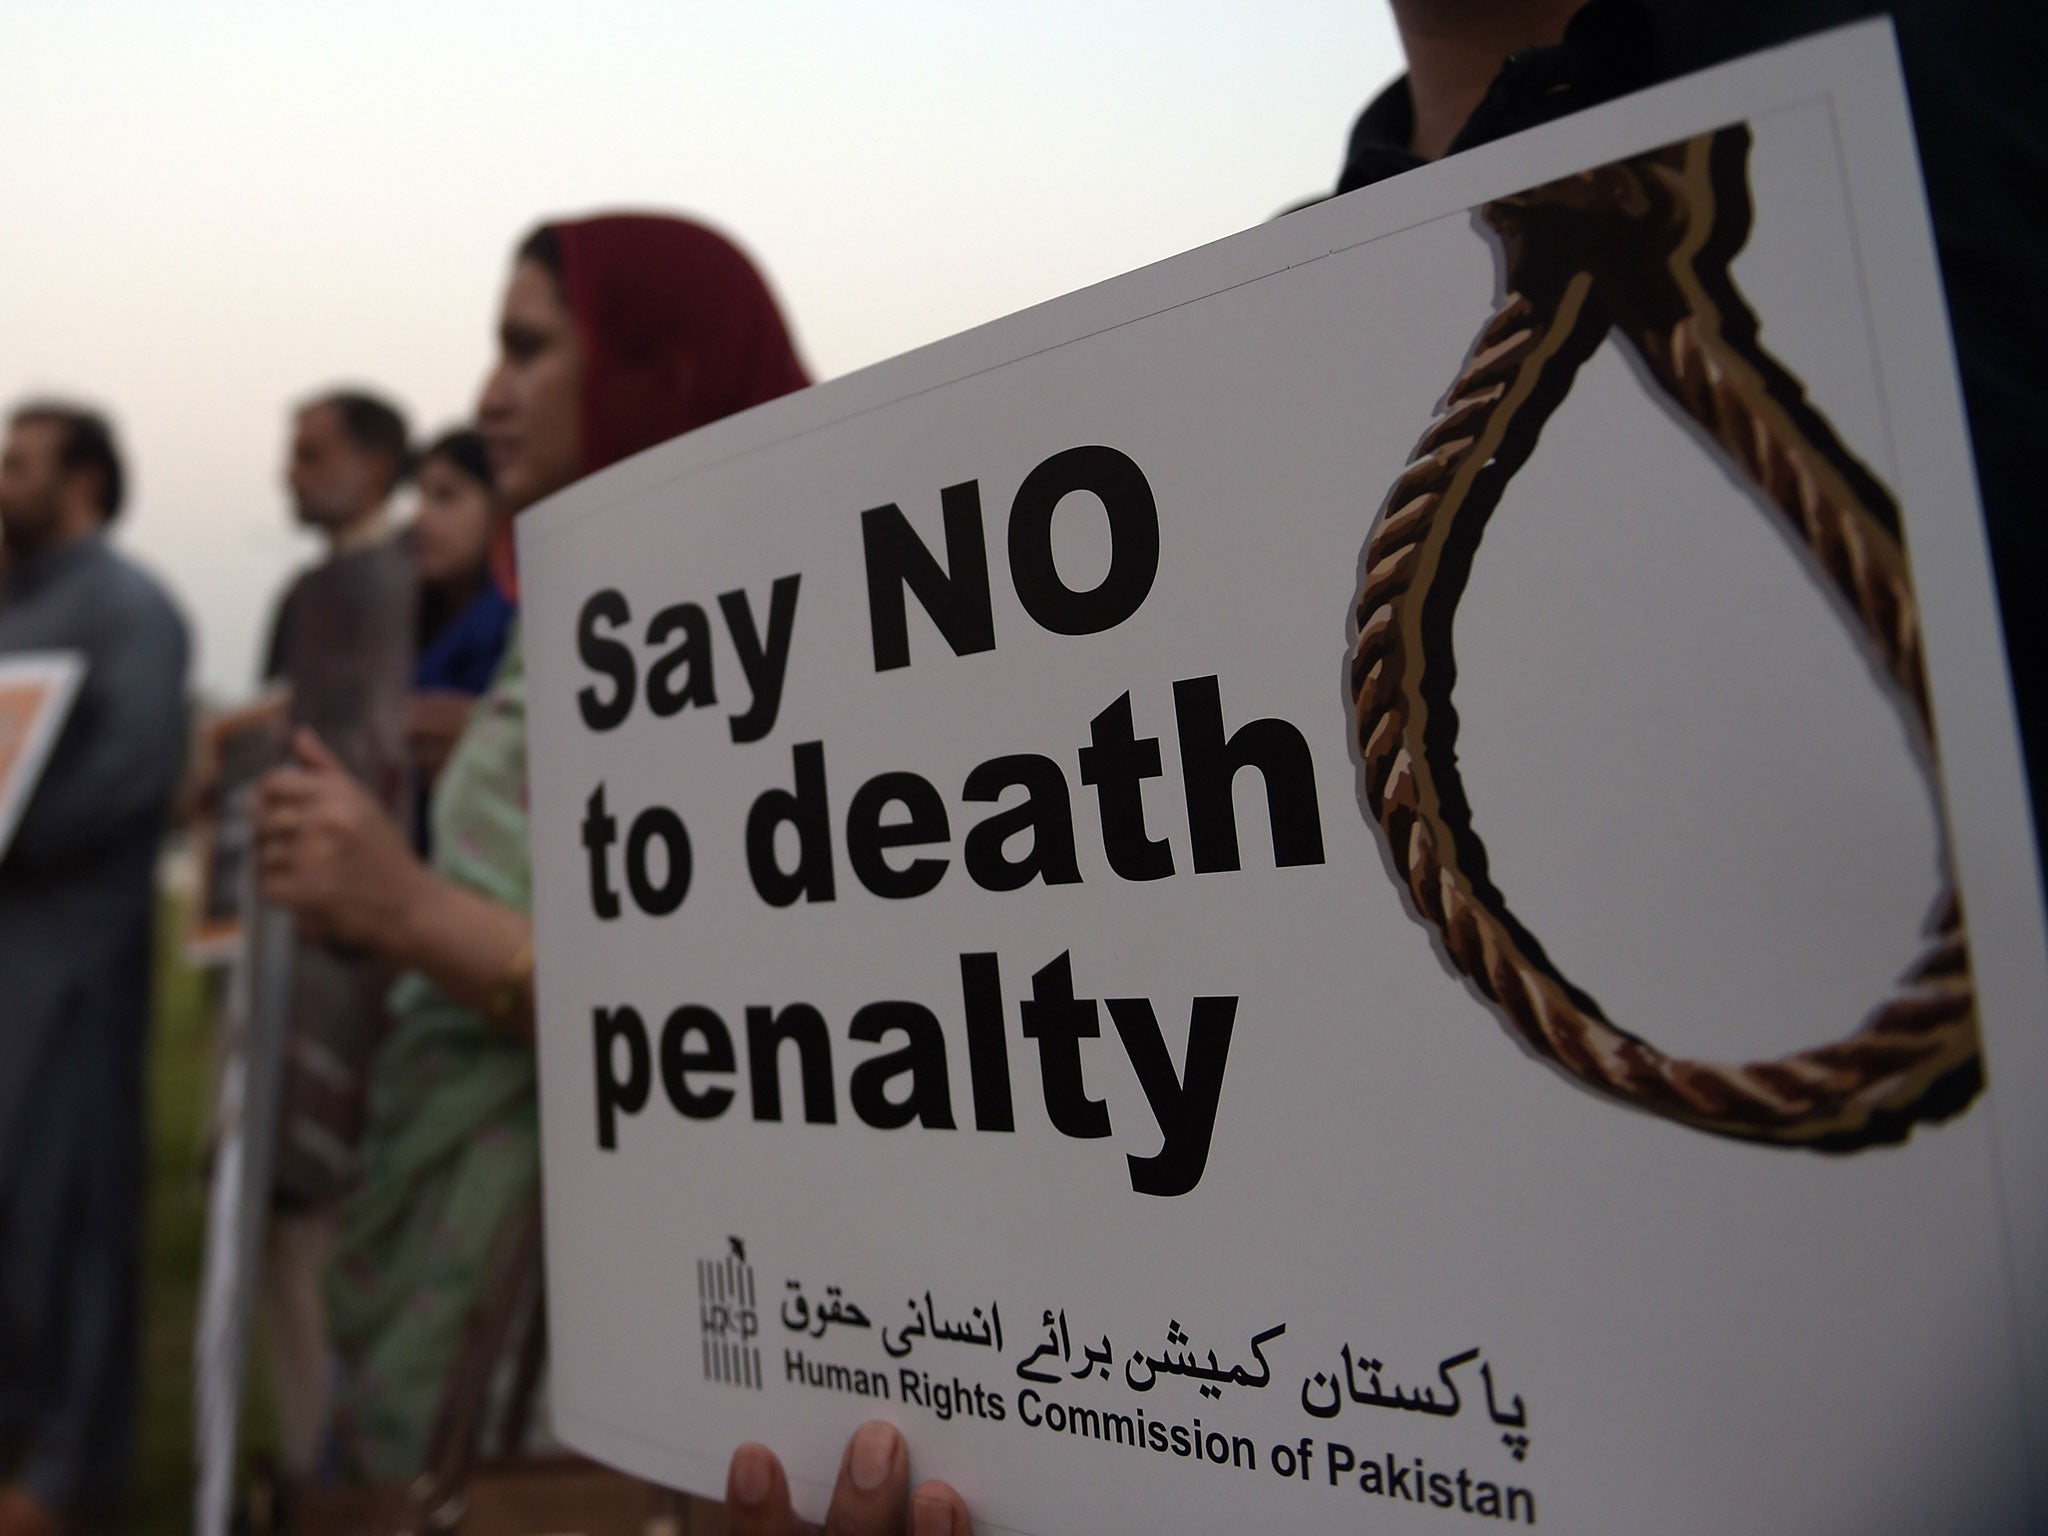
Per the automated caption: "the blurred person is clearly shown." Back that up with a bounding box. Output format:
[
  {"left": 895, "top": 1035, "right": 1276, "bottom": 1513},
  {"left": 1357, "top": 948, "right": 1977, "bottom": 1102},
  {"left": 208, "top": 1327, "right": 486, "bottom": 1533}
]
[
  {"left": 262, "top": 388, "right": 415, "bottom": 679},
  {"left": 255, "top": 214, "right": 809, "bottom": 1481},
  {"left": 404, "top": 428, "right": 512, "bottom": 833},
  {"left": 255, "top": 387, "right": 418, "bottom": 1482},
  {"left": 0, "top": 403, "right": 188, "bottom": 1536}
]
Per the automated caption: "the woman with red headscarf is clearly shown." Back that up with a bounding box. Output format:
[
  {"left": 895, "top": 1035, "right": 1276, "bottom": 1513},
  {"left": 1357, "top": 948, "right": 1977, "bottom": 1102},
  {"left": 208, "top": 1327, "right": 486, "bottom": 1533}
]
[
  {"left": 258, "top": 217, "right": 976, "bottom": 1534},
  {"left": 254, "top": 215, "right": 815, "bottom": 1475}
]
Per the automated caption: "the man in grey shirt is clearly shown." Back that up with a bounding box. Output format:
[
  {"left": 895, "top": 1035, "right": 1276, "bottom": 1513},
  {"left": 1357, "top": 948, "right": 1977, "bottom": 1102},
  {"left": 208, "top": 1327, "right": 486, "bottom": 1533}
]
[
  {"left": 255, "top": 388, "right": 417, "bottom": 1482},
  {"left": 0, "top": 402, "right": 188, "bottom": 1535}
]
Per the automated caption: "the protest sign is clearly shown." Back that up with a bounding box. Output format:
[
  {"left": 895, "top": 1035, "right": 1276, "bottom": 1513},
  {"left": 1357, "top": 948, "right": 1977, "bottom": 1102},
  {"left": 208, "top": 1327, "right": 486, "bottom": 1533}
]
[
  {"left": 0, "top": 650, "right": 84, "bottom": 860},
  {"left": 520, "top": 23, "right": 2048, "bottom": 1533}
]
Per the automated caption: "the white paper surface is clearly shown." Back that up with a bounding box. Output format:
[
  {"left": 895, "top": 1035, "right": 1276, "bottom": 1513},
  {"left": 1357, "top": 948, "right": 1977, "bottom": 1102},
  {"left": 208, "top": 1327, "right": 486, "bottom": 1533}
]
[{"left": 520, "top": 23, "right": 2047, "bottom": 1533}]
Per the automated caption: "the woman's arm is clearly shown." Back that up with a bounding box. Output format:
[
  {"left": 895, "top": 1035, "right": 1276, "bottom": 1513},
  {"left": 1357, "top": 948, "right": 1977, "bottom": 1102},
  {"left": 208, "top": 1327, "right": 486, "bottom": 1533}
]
[{"left": 255, "top": 727, "right": 533, "bottom": 1033}]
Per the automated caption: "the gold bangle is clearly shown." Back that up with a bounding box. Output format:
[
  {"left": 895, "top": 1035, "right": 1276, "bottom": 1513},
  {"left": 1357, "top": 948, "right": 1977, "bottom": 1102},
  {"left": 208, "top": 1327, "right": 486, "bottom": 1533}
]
[{"left": 485, "top": 934, "right": 535, "bottom": 1026}]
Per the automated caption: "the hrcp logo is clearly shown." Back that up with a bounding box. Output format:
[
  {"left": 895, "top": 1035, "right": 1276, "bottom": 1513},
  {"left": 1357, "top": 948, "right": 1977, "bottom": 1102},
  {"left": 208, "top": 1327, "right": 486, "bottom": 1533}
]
[{"left": 699, "top": 1236, "right": 762, "bottom": 1389}]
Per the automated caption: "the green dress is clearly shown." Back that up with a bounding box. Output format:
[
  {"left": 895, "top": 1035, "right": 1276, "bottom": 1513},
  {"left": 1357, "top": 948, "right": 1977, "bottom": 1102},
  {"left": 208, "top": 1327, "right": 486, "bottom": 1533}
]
[{"left": 326, "top": 628, "right": 536, "bottom": 1481}]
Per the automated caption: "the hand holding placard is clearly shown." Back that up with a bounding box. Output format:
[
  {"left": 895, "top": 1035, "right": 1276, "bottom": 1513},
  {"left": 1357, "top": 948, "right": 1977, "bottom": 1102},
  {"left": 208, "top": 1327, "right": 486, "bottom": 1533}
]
[
  {"left": 727, "top": 1423, "right": 974, "bottom": 1536},
  {"left": 522, "top": 30, "right": 2048, "bottom": 1529}
]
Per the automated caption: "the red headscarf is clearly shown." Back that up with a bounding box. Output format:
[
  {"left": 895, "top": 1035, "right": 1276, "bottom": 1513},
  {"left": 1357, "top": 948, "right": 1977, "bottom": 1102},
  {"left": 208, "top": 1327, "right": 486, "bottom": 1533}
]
[{"left": 494, "top": 212, "right": 810, "bottom": 598}]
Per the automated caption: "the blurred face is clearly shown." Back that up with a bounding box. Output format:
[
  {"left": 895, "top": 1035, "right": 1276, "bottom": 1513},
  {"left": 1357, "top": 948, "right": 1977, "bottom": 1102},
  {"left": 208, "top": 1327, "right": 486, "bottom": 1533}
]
[
  {"left": 478, "top": 257, "right": 583, "bottom": 515},
  {"left": 0, "top": 418, "right": 68, "bottom": 558},
  {"left": 411, "top": 453, "right": 494, "bottom": 586},
  {"left": 287, "top": 402, "right": 384, "bottom": 530}
]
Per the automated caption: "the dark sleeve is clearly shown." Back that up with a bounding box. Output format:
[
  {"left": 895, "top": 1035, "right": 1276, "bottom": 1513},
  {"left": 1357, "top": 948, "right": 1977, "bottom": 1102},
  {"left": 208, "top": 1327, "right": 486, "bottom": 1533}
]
[
  {"left": 4, "top": 581, "right": 191, "bottom": 875},
  {"left": 1891, "top": 0, "right": 2048, "bottom": 863},
  {"left": 1664, "top": 0, "right": 2047, "bottom": 862}
]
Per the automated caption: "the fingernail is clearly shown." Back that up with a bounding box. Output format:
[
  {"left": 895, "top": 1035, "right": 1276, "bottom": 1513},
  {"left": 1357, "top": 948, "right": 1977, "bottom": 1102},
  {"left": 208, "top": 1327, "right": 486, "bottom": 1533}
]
[
  {"left": 847, "top": 1421, "right": 897, "bottom": 1493},
  {"left": 731, "top": 1443, "right": 771, "bottom": 1506},
  {"left": 912, "top": 1494, "right": 954, "bottom": 1536}
]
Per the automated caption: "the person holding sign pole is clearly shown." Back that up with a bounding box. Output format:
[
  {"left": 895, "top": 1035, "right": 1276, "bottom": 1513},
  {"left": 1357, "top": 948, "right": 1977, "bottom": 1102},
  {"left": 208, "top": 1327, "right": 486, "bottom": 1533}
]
[
  {"left": 255, "top": 385, "right": 419, "bottom": 1488},
  {"left": 254, "top": 214, "right": 812, "bottom": 1483}
]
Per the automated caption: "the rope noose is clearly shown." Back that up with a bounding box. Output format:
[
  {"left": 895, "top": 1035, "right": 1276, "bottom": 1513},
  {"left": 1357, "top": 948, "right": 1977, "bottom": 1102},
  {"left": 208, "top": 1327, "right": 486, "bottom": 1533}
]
[{"left": 1348, "top": 126, "right": 1981, "bottom": 1149}]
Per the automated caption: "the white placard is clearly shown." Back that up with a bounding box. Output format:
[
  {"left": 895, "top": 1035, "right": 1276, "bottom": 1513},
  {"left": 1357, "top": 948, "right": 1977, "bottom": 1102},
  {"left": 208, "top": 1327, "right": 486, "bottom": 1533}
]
[
  {"left": 0, "top": 650, "right": 85, "bottom": 861},
  {"left": 520, "top": 23, "right": 2047, "bottom": 1534}
]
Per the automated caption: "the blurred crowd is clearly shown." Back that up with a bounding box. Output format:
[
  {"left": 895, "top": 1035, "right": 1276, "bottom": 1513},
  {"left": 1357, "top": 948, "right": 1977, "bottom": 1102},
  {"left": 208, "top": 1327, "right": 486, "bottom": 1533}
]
[
  {"left": 0, "top": 2, "right": 2040, "bottom": 1534},
  {"left": 1, "top": 209, "right": 808, "bottom": 1528}
]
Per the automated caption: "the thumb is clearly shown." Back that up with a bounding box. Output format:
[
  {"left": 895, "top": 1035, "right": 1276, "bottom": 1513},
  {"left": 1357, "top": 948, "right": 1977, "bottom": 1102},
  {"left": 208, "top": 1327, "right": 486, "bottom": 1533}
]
[{"left": 292, "top": 726, "right": 342, "bottom": 773}]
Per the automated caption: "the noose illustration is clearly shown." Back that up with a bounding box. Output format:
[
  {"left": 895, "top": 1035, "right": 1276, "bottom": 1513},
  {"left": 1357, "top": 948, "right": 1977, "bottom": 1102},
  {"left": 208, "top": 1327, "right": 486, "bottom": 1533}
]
[{"left": 1349, "top": 126, "right": 1981, "bottom": 1149}]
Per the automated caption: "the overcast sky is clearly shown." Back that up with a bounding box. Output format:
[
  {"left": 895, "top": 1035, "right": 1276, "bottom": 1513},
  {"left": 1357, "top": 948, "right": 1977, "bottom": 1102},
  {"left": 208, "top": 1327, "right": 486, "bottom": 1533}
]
[{"left": 2, "top": 1, "right": 1402, "bottom": 700}]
